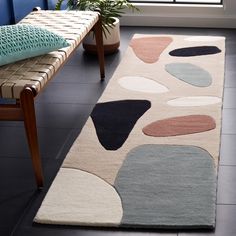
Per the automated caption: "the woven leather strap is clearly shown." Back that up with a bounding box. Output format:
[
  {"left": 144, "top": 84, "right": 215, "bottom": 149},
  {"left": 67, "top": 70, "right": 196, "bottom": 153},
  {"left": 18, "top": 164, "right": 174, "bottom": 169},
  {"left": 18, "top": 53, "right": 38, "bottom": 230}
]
[{"left": 0, "top": 10, "right": 99, "bottom": 99}]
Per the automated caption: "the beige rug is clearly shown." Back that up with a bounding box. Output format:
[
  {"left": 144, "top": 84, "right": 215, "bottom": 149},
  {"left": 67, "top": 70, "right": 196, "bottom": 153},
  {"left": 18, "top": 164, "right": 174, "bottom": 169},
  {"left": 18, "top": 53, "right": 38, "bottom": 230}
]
[{"left": 34, "top": 34, "right": 225, "bottom": 229}]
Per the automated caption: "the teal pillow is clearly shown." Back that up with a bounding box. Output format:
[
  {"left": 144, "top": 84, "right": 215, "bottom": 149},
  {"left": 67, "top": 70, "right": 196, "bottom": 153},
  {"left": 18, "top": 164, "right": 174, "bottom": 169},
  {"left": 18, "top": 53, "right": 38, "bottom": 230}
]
[{"left": 0, "top": 24, "right": 70, "bottom": 66}]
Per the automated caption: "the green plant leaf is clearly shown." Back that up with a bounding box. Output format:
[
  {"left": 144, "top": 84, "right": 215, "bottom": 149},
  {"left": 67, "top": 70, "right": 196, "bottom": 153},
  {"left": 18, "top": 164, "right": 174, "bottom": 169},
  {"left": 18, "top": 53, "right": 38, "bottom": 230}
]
[{"left": 55, "top": 0, "right": 64, "bottom": 10}]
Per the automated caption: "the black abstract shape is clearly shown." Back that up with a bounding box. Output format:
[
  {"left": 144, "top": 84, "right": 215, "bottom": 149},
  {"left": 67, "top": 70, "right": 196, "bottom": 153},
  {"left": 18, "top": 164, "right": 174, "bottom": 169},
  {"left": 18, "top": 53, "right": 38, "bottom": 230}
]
[
  {"left": 91, "top": 100, "right": 151, "bottom": 150},
  {"left": 169, "top": 46, "right": 221, "bottom": 57}
]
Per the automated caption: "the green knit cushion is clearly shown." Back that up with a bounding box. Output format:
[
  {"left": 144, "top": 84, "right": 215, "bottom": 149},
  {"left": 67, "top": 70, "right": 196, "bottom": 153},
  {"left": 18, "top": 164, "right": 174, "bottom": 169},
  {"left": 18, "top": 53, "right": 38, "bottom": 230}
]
[{"left": 0, "top": 24, "right": 70, "bottom": 66}]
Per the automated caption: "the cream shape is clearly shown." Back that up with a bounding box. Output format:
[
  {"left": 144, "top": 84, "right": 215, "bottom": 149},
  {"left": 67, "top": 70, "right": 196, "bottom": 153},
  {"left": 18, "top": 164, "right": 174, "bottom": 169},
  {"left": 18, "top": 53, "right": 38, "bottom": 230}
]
[
  {"left": 185, "top": 36, "right": 224, "bottom": 42},
  {"left": 34, "top": 168, "right": 123, "bottom": 226},
  {"left": 167, "top": 96, "right": 221, "bottom": 107},
  {"left": 118, "top": 76, "right": 169, "bottom": 93}
]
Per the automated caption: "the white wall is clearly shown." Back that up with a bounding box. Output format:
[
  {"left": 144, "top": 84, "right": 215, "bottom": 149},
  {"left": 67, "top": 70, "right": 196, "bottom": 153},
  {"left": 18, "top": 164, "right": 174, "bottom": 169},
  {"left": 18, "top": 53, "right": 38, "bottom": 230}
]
[{"left": 121, "top": 0, "right": 236, "bottom": 28}]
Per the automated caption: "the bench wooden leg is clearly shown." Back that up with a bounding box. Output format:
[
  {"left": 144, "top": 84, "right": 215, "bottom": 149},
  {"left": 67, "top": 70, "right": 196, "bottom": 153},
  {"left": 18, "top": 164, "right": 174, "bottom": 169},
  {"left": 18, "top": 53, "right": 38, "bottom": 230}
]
[
  {"left": 20, "top": 87, "right": 44, "bottom": 188},
  {"left": 94, "top": 18, "right": 105, "bottom": 80}
]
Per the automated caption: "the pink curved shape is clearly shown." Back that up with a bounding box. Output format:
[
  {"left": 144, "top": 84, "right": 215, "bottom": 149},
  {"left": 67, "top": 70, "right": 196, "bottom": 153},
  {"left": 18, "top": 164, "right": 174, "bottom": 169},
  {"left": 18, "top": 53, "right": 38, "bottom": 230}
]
[
  {"left": 143, "top": 115, "right": 216, "bottom": 137},
  {"left": 130, "top": 36, "right": 173, "bottom": 63}
]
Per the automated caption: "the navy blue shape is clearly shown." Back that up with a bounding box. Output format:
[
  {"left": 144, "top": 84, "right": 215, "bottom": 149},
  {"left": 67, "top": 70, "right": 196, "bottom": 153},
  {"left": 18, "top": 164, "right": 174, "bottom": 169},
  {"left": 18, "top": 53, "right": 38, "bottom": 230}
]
[
  {"left": 169, "top": 46, "right": 221, "bottom": 57},
  {"left": 90, "top": 100, "right": 151, "bottom": 150}
]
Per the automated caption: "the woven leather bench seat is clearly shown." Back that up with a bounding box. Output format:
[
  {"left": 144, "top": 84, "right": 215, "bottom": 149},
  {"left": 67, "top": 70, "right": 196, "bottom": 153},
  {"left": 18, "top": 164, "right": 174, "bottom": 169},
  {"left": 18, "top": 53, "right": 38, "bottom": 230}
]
[
  {"left": 0, "top": 10, "right": 101, "bottom": 99},
  {"left": 0, "top": 10, "right": 104, "bottom": 188}
]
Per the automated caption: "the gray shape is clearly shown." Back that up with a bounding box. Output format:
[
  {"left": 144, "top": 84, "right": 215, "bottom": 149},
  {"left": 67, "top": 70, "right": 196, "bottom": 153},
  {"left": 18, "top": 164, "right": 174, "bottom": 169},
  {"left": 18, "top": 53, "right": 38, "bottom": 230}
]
[
  {"left": 114, "top": 144, "right": 216, "bottom": 229},
  {"left": 165, "top": 63, "right": 212, "bottom": 87}
]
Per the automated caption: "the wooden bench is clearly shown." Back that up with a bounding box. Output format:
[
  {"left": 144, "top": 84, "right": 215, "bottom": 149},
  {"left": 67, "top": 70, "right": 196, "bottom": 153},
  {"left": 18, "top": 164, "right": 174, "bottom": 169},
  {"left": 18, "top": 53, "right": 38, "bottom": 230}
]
[{"left": 0, "top": 10, "right": 105, "bottom": 188}]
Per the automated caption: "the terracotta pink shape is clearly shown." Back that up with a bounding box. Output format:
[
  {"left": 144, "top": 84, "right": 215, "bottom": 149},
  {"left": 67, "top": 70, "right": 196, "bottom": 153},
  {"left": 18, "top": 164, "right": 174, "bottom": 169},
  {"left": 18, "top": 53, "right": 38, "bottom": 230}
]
[
  {"left": 130, "top": 36, "right": 173, "bottom": 63},
  {"left": 143, "top": 115, "right": 216, "bottom": 137}
]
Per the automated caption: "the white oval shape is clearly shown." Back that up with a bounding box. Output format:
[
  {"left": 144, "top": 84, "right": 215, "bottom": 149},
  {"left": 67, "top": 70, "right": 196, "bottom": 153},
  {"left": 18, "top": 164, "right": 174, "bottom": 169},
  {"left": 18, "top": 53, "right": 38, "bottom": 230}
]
[
  {"left": 34, "top": 168, "right": 122, "bottom": 226},
  {"left": 118, "top": 76, "right": 169, "bottom": 93},
  {"left": 167, "top": 96, "right": 221, "bottom": 107},
  {"left": 185, "top": 36, "right": 224, "bottom": 42}
]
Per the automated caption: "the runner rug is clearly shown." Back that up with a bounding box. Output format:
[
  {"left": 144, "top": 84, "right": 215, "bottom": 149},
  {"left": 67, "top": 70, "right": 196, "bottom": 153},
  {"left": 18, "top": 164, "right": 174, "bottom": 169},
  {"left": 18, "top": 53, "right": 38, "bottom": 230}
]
[{"left": 34, "top": 34, "right": 225, "bottom": 229}]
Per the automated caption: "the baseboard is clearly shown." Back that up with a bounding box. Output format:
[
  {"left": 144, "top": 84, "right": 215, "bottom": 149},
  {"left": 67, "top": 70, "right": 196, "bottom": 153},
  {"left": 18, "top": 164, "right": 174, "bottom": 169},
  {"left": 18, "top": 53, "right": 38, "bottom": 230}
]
[{"left": 120, "top": 3, "right": 236, "bottom": 29}]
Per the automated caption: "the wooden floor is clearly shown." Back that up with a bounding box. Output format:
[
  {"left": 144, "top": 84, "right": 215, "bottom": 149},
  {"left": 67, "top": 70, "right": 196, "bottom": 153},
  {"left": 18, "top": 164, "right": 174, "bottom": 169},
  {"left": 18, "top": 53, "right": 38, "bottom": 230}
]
[{"left": 0, "top": 26, "right": 236, "bottom": 236}]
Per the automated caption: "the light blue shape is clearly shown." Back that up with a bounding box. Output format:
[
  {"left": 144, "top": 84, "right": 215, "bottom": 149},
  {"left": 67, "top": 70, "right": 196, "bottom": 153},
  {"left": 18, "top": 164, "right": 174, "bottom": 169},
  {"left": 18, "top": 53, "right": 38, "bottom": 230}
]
[
  {"left": 114, "top": 144, "right": 216, "bottom": 229},
  {"left": 165, "top": 63, "right": 212, "bottom": 87},
  {"left": 0, "top": 24, "right": 69, "bottom": 66}
]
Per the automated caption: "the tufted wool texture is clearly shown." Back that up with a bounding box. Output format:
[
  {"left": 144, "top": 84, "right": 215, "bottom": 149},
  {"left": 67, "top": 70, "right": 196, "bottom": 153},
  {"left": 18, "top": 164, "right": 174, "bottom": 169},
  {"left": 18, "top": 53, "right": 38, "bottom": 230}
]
[
  {"left": 0, "top": 24, "right": 69, "bottom": 66},
  {"left": 34, "top": 34, "right": 225, "bottom": 229}
]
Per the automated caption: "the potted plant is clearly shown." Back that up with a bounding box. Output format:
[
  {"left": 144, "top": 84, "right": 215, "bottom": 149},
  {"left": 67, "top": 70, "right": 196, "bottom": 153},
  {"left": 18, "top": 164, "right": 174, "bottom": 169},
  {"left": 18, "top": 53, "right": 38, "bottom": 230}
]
[{"left": 55, "top": 0, "right": 139, "bottom": 54}]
